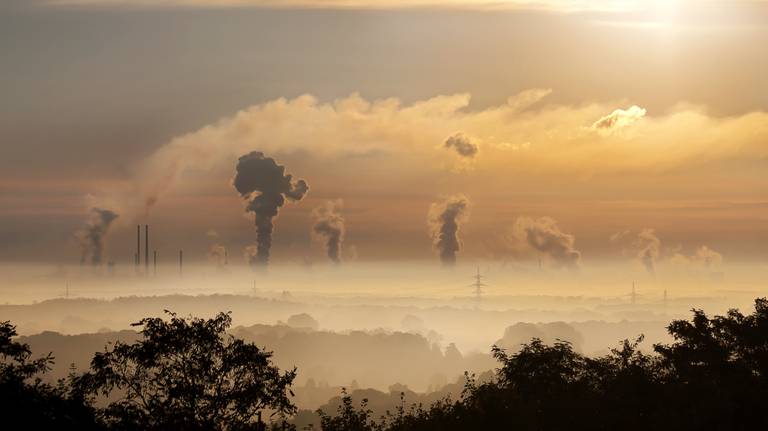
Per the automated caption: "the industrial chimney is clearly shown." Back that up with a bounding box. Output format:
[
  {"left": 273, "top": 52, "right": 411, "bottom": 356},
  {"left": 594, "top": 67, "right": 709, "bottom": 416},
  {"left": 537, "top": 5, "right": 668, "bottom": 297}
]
[
  {"left": 136, "top": 224, "right": 141, "bottom": 268},
  {"left": 144, "top": 225, "right": 149, "bottom": 276}
]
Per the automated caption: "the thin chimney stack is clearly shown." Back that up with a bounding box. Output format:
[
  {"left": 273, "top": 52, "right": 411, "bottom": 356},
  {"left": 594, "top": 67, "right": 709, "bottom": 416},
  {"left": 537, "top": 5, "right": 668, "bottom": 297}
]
[
  {"left": 144, "top": 225, "right": 149, "bottom": 276},
  {"left": 136, "top": 224, "right": 141, "bottom": 269}
]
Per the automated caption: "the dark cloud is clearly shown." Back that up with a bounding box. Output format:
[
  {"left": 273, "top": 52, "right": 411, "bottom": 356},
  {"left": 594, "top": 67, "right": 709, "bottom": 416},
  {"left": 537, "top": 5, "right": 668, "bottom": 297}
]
[
  {"left": 428, "top": 195, "right": 470, "bottom": 267},
  {"left": 443, "top": 133, "right": 478, "bottom": 158},
  {"left": 312, "top": 200, "right": 345, "bottom": 264},
  {"left": 76, "top": 207, "right": 119, "bottom": 266},
  {"left": 511, "top": 217, "right": 580, "bottom": 270},
  {"left": 233, "top": 151, "right": 309, "bottom": 267}
]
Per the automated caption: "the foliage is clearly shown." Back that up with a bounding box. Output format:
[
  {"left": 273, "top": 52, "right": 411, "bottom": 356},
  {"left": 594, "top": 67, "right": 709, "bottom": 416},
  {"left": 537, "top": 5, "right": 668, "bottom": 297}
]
[
  {"left": 314, "top": 298, "right": 768, "bottom": 430},
  {"left": 5, "top": 298, "right": 768, "bottom": 430},
  {"left": 0, "top": 320, "right": 100, "bottom": 430},
  {"left": 77, "top": 311, "right": 296, "bottom": 431}
]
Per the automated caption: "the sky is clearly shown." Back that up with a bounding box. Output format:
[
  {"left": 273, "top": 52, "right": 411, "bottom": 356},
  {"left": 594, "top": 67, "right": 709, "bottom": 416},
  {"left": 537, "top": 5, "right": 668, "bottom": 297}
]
[{"left": 0, "top": 0, "right": 766, "bottom": 267}]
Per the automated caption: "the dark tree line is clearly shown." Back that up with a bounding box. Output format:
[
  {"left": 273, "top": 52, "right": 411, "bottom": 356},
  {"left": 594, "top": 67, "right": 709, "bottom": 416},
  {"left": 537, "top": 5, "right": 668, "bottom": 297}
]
[{"left": 3, "top": 299, "right": 768, "bottom": 430}]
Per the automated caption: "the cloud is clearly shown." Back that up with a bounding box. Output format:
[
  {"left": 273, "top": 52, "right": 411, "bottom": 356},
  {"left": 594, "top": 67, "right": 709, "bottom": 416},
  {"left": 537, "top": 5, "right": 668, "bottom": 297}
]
[
  {"left": 508, "top": 216, "right": 580, "bottom": 270},
  {"left": 428, "top": 195, "right": 470, "bottom": 267},
  {"left": 444, "top": 133, "right": 478, "bottom": 158},
  {"left": 44, "top": 0, "right": 645, "bottom": 13},
  {"left": 591, "top": 105, "right": 647, "bottom": 132},
  {"left": 115, "top": 90, "right": 767, "bottom": 219}
]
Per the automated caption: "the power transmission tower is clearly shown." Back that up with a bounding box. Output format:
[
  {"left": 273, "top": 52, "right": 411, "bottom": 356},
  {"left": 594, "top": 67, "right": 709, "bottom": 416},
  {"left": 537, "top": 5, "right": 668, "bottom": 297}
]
[{"left": 469, "top": 266, "right": 488, "bottom": 307}]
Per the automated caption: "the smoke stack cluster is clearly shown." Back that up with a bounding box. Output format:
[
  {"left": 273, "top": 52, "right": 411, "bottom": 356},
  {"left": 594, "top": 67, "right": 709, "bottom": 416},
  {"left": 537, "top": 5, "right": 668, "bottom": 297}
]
[
  {"left": 134, "top": 223, "right": 156, "bottom": 276},
  {"left": 233, "top": 151, "right": 309, "bottom": 267},
  {"left": 77, "top": 207, "right": 119, "bottom": 266},
  {"left": 312, "top": 200, "right": 345, "bottom": 264},
  {"left": 428, "top": 195, "right": 470, "bottom": 267}
]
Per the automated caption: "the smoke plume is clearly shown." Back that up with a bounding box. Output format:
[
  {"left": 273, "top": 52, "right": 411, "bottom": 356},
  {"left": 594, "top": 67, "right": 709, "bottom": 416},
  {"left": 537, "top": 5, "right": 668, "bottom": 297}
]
[
  {"left": 428, "top": 195, "right": 470, "bottom": 266},
  {"left": 611, "top": 228, "right": 661, "bottom": 275},
  {"left": 206, "top": 230, "right": 228, "bottom": 266},
  {"left": 671, "top": 245, "right": 723, "bottom": 269},
  {"left": 510, "top": 217, "right": 580, "bottom": 270},
  {"left": 443, "top": 133, "right": 478, "bottom": 158},
  {"left": 233, "top": 151, "right": 309, "bottom": 266},
  {"left": 636, "top": 228, "right": 661, "bottom": 275},
  {"left": 77, "top": 207, "right": 119, "bottom": 266},
  {"left": 312, "top": 200, "right": 345, "bottom": 264}
]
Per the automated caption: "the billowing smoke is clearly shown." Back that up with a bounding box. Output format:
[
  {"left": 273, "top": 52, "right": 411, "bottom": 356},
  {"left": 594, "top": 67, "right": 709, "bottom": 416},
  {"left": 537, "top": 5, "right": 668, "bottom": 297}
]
[
  {"left": 443, "top": 133, "right": 478, "bottom": 158},
  {"left": 671, "top": 245, "right": 723, "bottom": 269},
  {"left": 509, "top": 217, "right": 581, "bottom": 270},
  {"left": 428, "top": 195, "right": 470, "bottom": 267},
  {"left": 636, "top": 228, "right": 661, "bottom": 275},
  {"left": 233, "top": 151, "right": 309, "bottom": 266},
  {"left": 77, "top": 208, "right": 119, "bottom": 266},
  {"left": 611, "top": 228, "right": 660, "bottom": 275},
  {"left": 693, "top": 245, "right": 722, "bottom": 268},
  {"left": 312, "top": 200, "right": 345, "bottom": 264},
  {"left": 591, "top": 105, "right": 646, "bottom": 132},
  {"left": 206, "top": 230, "right": 227, "bottom": 266}
]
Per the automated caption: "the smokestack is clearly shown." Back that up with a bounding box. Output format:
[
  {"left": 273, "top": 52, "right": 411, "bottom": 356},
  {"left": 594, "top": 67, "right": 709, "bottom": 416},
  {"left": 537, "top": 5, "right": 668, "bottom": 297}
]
[
  {"left": 179, "top": 249, "right": 183, "bottom": 276},
  {"left": 136, "top": 224, "right": 141, "bottom": 269},
  {"left": 144, "top": 225, "right": 149, "bottom": 276}
]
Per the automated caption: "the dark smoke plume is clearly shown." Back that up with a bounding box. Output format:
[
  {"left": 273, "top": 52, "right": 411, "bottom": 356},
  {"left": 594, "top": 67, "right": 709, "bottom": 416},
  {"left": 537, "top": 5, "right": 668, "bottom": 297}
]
[
  {"left": 77, "top": 208, "right": 119, "bottom": 266},
  {"left": 312, "top": 200, "right": 345, "bottom": 264},
  {"left": 233, "top": 151, "right": 309, "bottom": 266},
  {"left": 428, "top": 195, "right": 470, "bottom": 267},
  {"left": 511, "top": 217, "right": 580, "bottom": 270},
  {"left": 443, "top": 133, "right": 478, "bottom": 158}
]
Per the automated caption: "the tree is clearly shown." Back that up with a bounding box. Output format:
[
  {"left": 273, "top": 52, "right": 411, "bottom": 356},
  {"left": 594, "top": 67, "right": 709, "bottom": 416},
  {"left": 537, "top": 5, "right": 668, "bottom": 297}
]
[
  {"left": 78, "top": 311, "right": 296, "bottom": 431},
  {"left": 317, "top": 389, "right": 376, "bottom": 431},
  {"left": 0, "top": 321, "right": 100, "bottom": 430}
]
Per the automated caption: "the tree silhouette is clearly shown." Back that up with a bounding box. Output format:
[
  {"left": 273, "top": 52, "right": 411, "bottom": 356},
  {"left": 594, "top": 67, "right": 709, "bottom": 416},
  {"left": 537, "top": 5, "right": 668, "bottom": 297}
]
[
  {"left": 77, "top": 311, "right": 296, "bottom": 431},
  {"left": 311, "top": 298, "right": 768, "bottom": 431},
  {"left": 0, "top": 321, "right": 100, "bottom": 430}
]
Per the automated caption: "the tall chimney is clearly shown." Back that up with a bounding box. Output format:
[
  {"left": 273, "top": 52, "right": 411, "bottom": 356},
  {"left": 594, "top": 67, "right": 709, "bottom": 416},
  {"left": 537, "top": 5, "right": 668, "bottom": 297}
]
[
  {"left": 136, "top": 224, "right": 141, "bottom": 268},
  {"left": 144, "top": 224, "right": 149, "bottom": 276}
]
